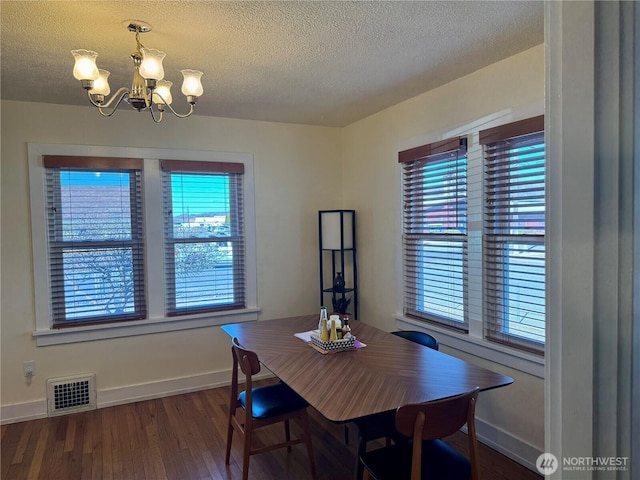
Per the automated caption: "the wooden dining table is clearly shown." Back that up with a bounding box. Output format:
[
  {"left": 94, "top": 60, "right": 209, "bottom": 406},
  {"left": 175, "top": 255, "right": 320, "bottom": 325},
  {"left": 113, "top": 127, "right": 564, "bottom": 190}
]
[{"left": 221, "top": 314, "right": 513, "bottom": 423}]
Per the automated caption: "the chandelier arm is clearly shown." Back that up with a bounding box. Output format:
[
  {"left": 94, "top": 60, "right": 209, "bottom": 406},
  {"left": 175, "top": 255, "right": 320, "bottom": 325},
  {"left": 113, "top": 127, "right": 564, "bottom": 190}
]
[
  {"left": 87, "top": 87, "right": 131, "bottom": 113},
  {"left": 161, "top": 101, "right": 195, "bottom": 119},
  {"left": 151, "top": 90, "right": 196, "bottom": 119},
  {"left": 148, "top": 105, "right": 163, "bottom": 124}
]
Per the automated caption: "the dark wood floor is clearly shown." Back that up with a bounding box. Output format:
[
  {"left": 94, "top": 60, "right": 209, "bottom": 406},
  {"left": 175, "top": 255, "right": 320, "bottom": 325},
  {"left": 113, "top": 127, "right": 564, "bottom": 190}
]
[{"left": 1, "top": 379, "right": 541, "bottom": 480}]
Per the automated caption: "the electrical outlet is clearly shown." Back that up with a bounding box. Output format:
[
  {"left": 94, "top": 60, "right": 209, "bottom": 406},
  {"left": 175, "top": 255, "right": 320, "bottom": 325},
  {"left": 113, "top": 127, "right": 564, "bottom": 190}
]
[{"left": 23, "top": 360, "right": 36, "bottom": 377}]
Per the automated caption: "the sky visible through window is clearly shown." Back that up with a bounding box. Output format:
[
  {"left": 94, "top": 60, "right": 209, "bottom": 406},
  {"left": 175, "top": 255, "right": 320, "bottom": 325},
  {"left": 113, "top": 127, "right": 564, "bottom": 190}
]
[{"left": 169, "top": 173, "right": 230, "bottom": 218}]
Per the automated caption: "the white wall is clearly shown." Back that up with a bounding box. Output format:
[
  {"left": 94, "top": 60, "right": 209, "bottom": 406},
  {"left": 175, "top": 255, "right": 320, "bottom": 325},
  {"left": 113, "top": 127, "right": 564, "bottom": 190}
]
[
  {"left": 341, "top": 44, "right": 545, "bottom": 465},
  {"left": 0, "top": 101, "right": 341, "bottom": 414}
]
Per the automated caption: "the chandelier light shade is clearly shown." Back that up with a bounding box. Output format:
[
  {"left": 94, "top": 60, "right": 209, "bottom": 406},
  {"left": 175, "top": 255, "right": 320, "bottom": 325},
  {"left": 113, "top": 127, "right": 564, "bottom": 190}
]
[
  {"left": 71, "top": 49, "right": 99, "bottom": 81},
  {"left": 90, "top": 70, "right": 111, "bottom": 96},
  {"left": 153, "top": 80, "right": 173, "bottom": 106},
  {"left": 139, "top": 48, "right": 166, "bottom": 81},
  {"left": 71, "top": 20, "right": 203, "bottom": 123},
  {"left": 181, "top": 69, "right": 204, "bottom": 97}
]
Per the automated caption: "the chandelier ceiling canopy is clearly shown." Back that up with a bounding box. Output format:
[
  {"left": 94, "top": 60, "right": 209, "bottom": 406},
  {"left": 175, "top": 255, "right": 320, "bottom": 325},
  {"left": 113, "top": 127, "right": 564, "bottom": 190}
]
[{"left": 71, "top": 20, "right": 203, "bottom": 123}]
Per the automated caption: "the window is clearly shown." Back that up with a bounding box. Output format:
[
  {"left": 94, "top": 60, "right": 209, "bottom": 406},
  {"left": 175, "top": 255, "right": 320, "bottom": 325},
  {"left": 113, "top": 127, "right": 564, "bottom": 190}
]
[
  {"left": 162, "top": 160, "right": 246, "bottom": 315},
  {"left": 29, "top": 144, "right": 258, "bottom": 345},
  {"left": 398, "top": 116, "right": 545, "bottom": 359},
  {"left": 399, "top": 137, "right": 468, "bottom": 331},
  {"left": 44, "top": 156, "right": 146, "bottom": 327},
  {"left": 480, "top": 116, "right": 545, "bottom": 354}
]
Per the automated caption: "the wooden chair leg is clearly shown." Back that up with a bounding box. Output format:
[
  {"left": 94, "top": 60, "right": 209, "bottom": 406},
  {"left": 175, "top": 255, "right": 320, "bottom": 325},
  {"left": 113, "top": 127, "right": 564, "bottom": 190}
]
[
  {"left": 242, "top": 426, "right": 251, "bottom": 480},
  {"left": 225, "top": 418, "right": 234, "bottom": 464},
  {"left": 354, "top": 430, "right": 367, "bottom": 480},
  {"left": 299, "top": 411, "right": 317, "bottom": 480},
  {"left": 284, "top": 419, "right": 292, "bottom": 452},
  {"left": 363, "top": 469, "right": 372, "bottom": 480}
]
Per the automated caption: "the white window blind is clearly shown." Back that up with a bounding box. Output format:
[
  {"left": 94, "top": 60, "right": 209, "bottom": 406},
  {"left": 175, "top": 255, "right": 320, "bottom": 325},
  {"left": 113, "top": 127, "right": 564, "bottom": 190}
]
[
  {"left": 44, "top": 156, "right": 146, "bottom": 327},
  {"left": 400, "top": 137, "right": 468, "bottom": 331},
  {"left": 480, "top": 116, "right": 545, "bottom": 354},
  {"left": 162, "top": 160, "right": 246, "bottom": 315}
]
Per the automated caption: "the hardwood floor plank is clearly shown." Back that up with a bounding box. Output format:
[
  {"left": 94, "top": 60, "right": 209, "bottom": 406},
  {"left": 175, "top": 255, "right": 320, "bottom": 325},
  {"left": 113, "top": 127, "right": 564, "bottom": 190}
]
[
  {"left": 67, "top": 416, "right": 85, "bottom": 480},
  {"left": 79, "top": 452, "right": 93, "bottom": 480},
  {"left": 100, "top": 407, "right": 114, "bottom": 480},
  {"left": 142, "top": 403, "right": 170, "bottom": 480},
  {"left": 10, "top": 419, "right": 43, "bottom": 480},
  {"left": 46, "top": 422, "right": 70, "bottom": 480},
  {"left": 10, "top": 416, "right": 33, "bottom": 465},
  {"left": 63, "top": 416, "right": 76, "bottom": 453},
  {"left": 123, "top": 408, "right": 148, "bottom": 480},
  {"left": 1, "top": 380, "right": 542, "bottom": 480},
  {"left": 86, "top": 412, "right": 104, "bottom": 480},
  {"left": 25, "top": 420, "right": 50, "bottom": 480},
  {"left": 82, "top": 409, "right": 101, "bottom": 454}
]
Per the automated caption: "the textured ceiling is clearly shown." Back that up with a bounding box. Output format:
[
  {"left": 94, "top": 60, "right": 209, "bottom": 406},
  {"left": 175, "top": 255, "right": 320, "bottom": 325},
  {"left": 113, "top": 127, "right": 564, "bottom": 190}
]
[{"left": 0, "top": 1, "right": 543, "bottom": 127}]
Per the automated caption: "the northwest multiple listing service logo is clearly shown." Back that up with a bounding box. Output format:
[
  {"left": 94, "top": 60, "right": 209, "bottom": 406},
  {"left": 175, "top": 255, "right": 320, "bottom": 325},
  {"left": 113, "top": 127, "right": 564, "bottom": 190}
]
[
  {"left": 536, "top": 453, "right": 629, "bottom": 475},
  {"left": 536, "top": 453, "right": 559, "bottom": 475}
]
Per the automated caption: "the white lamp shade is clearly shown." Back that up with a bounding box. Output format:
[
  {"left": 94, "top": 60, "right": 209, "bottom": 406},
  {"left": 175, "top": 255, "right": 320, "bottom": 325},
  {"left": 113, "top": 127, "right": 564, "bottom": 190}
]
[
  {"left": 71, "top": 49, "right": 99, "bottom": 80},
  {"left": 89, "top": 69, "right": 111, "bottom": 95},
  {"left": 153, "top": 80, "right": 173, "bottom": 105},
  {"left": 139, "top": 48, "right": 166, "bottom": 80},
  {"left": 320, "top": 211, "right": 354, "bottom": 250},
  {"left": 180, "top": 69, "right": 204, "bottom": 96}
]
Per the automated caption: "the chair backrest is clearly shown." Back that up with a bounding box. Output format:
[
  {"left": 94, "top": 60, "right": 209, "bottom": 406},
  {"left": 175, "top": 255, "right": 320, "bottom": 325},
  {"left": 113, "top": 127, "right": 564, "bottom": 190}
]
[
  {"left": 391, "top": 330, "right": 439, "bottom": 350},
  {"left": 232, "top": 337, "right": 261, "bottom": 376},
  {"left": 395, "top": 386, "right": 479, "bottom": 440},
  {"left": 230, "top": 338, "right": 261, "bottom": 417},
  {"left": 395, "top": 387, "right": 480, "bottom": 480}
]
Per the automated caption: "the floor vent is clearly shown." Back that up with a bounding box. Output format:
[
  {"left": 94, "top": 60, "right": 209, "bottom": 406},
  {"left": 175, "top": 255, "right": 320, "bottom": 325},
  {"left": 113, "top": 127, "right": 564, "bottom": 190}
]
[{"left": 46, "top": 374, "right": 97, "bottom": 417}]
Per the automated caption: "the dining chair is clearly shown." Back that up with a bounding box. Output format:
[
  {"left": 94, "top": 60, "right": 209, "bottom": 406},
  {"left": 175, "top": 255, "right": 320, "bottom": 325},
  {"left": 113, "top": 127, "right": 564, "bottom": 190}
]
[
  {"left": 360, "top": 386, "right": 481, "bottom": 480},
  {"left": 391, "top": 330, "right": 439, "bottom": 350},
  {"left": 225, "top": 337, "right": 317, "bottom": 480},
  {"left": 350, "top": 330, "right": 439, "bottom": 479}
]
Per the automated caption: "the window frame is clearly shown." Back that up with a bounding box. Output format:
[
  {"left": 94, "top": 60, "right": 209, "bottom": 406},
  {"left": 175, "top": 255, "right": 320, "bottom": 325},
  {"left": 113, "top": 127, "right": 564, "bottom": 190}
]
[
  {"left": 161, "top": 160, "right": 246, "bottom": 316},
  {"left": 394, "top": 109, "right": 546, "bottom": 377},
  {"left": 28, "top": 143, "right": 259, "bottom": 346},
  {"left": 480, "top": 116, "right": 545, "bottom": 355},
  {"left": 43, "top": 156, "right": 147, "bottom": 328},
  {"left": 399, "top": 136, "right": 469, "bottom": 332}
]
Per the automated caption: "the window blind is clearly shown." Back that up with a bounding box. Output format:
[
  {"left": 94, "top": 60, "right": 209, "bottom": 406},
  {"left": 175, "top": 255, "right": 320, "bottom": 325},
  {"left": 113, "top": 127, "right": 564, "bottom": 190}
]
[
  {"left": 44, "top": 156, "right": 146, "bottom": 327},
  {"left": 162, "top": 160, "right": 246, "bottom": 316},
  {"left": 400, "top": 137, "right": 468, "bottom": 331},
  {"left": 481, "top": 116, "right": 545, "bottom": 354}
]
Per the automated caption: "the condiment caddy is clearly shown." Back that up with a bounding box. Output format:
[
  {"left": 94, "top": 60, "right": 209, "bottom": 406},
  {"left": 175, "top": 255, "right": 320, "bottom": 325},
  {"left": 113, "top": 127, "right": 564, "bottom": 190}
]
[{"left": 310, "top": 308, "right": 355, "bottom": 354}]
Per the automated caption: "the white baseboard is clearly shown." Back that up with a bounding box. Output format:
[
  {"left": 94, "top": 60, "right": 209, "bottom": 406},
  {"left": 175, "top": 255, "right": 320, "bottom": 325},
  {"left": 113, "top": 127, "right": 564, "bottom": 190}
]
[
  {"left": 0, "top": 399, "right": 48, "bottom": 424},
  {"left": 98, "top": 370, "right": 234, "bottom": 409},
  {"left": 0, "top": 369, "right": 273, "bottom": 425},
  {"left": 471, "top": 417, "right": 542, "bottom": 473},
  {"left": 1, "top": 371, "right": 542, "bottom": 474}
]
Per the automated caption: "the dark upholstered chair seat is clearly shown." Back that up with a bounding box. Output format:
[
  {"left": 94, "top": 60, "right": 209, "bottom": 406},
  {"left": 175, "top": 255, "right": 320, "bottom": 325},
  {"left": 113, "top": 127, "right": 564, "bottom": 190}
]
[
  {"left": 360, "top": 439, "right": 471, "bottom": 480},
  {"left": 239, "top": 382, "right": 309, "bottom": 419}
]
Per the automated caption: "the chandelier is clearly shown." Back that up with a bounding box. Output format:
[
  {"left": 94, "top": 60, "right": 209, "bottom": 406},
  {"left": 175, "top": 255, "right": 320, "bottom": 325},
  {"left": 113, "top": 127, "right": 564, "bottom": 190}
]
[{"left": 71, "top": 20, "right": 203, "bottom": 123}]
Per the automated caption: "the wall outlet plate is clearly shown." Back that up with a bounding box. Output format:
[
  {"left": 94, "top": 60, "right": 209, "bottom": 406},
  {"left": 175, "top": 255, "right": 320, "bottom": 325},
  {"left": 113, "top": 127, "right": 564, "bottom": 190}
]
[{"left": 23, "top": 360, "right": 36, "bottom": 377}]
